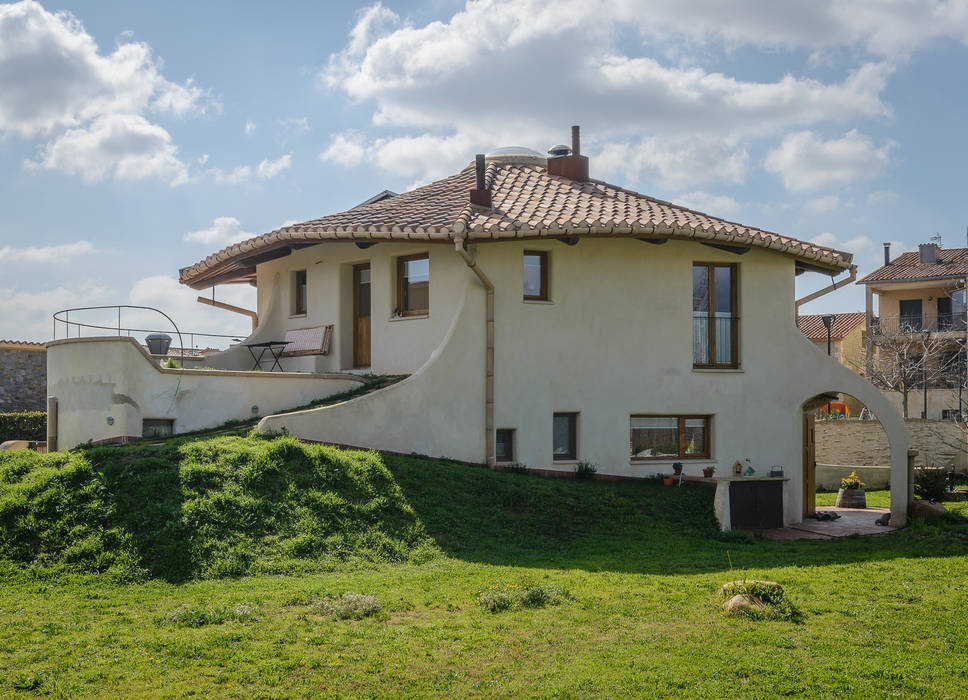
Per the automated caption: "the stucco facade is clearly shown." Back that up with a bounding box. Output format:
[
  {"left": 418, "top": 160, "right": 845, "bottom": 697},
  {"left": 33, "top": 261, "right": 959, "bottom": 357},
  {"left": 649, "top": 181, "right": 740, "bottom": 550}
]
[
  {"left": 258, "top": 237, "right": 912, "bottom": 526},
  {"left": 47, "top": 337, "right": 364, "bottom": 449}
]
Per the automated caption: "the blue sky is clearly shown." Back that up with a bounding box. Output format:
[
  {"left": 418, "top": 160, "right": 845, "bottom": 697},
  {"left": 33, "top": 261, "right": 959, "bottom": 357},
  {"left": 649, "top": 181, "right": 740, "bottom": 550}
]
[{"left": 2, "top": 0, "right": 967, "bottom": 343}]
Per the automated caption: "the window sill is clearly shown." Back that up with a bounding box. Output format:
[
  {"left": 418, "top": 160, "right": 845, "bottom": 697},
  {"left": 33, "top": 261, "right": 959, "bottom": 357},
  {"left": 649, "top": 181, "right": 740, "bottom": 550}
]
[
  {"left": 692, "top": 367, "right": 744, "bottom": 373},
  {"left": 523, "top": 298, "right": 554, "bottom": 305},
  {"left": 631, "top": 457, "right": 713, "bottom": 463},
  {"left": 553, "top": 458, "right": 578, "bottom": 464},
  {"left": 289, "top": 313, "right": 307, "bottom": 319},
  {"left": 389, "top": 314, "right": 429, "bottom": 322}
]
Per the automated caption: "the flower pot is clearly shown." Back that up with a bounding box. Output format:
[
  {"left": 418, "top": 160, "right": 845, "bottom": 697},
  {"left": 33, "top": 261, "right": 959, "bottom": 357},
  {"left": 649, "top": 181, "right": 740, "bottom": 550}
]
[
  {"left": 835, "top": 487, "right": 867, "bottom": 509},
  {"left": 702, "top": 468, "right": 715, "bottom": 478},
  {"left": 663, "top": 477, "right": 675, "bottom": 486}
]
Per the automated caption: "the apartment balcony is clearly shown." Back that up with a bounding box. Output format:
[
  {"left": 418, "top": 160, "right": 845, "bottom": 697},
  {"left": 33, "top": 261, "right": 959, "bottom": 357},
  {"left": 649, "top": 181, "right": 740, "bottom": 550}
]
[{"left": 870, "top": 314, "right": 968, "bottom": 338}]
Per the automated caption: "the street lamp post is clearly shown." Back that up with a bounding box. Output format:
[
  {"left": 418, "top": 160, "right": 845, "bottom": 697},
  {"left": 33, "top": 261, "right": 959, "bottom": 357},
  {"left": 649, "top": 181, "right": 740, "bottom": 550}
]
[{"left": 822, "top": 314, "right": 836, "bottom": 416}]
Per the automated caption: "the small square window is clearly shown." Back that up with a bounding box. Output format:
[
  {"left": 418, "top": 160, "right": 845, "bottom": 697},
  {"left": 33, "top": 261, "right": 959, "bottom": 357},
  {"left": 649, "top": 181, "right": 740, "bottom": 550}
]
[
  {"left": 553, "top": 412, "right": 577, "bottom": 461},
  {"left": 397, "top": 253, "right": 430, "bottom": 316},
  {"left": 496, "top": 429, "right": 515, "bottom": 462},
  {"left": 292, "top": 270, "right": 307, "bottom": 315},
  {"left": 523, "top": 251, "right": 548, "bottom": 300},
  {"left": 142, "top": 418, "right": 174, "bottom": 439}
]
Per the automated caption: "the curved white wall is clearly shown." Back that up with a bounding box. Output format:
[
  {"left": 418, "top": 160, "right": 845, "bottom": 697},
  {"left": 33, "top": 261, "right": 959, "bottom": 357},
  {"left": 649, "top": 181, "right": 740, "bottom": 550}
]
[{"left": 47, "top": 337, "right": 364, "bottom": 449}]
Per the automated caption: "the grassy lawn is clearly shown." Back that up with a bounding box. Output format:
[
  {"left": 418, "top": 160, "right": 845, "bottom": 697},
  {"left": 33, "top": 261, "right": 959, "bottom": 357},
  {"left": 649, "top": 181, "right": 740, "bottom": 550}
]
[
  {"left": 816, "top": 489, "right": 893, "bottom": 508},
  {"left": 2, "top": 436, "right": 968, "bottom": 697}
]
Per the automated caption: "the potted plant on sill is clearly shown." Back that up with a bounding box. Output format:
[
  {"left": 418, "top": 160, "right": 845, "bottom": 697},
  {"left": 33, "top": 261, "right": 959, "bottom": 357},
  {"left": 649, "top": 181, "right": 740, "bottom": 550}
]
[
  {"left": 702, "top": 466, "right": 716, "bottom": 478},
  {"left": 835, "top": 470, "right": 867, "bottom": 508}
]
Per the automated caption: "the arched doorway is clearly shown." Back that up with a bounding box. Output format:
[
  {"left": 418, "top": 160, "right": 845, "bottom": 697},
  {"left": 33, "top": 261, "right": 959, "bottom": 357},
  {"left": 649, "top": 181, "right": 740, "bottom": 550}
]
[{"left": 801, "top": 387, "right": 911, "bottom": 527}]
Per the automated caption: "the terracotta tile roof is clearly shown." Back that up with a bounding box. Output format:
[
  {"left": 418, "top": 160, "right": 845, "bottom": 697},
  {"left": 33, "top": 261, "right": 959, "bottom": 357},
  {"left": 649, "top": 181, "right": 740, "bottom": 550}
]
[
  {"left": 859, "top": 248, "right": 968, "bottom": 284},
  {"left": 0, "top": 340, "right": 46, "bottom": 351},
  {"left": 798, "top": 312, "right": 866, "bottom": 342},
  {"left": 180, "top": 160, "right": 853, "bottom": 289}
]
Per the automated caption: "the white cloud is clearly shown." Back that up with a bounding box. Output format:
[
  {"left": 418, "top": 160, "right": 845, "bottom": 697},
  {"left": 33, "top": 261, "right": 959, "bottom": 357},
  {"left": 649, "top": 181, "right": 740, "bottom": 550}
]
[
  {"left": 212, "top": 154, "right": 292, "bottom": 185},
  {"left": 811, "top": 231, "right": 874, "bottom": 252},
  {"left": 764, "top": 129, "right": 894, "bottom": 192},
  {"left": 805, "top": 195, "right": 843, "bottom": 213},
  {"left": 244, "top": 120, "right": 256, "bottom": 135},
  {"left": 318, "top": 1, "right": 900, "bottom": 187},
  {"left": 672, "top": 191, "right": 742, "bottom": 217},
  {"left": 0, "top": 281, "right": 113, "bottom": 342},
  {"left": 0, "top": 0, "right": 212, "bottom": 184},
  {"left": 27, "top": 113, "right": 188, "bottom": 185},
  {"left": 184, "top": 217, "right": 253, "bottom": 246},
  {"left": 0, "top": 239, "right": 94, "bottom": 263}
]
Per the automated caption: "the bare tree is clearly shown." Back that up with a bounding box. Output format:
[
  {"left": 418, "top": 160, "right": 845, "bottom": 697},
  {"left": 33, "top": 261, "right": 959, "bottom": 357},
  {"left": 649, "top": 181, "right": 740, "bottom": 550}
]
[{"left": 867, "top": 322, "right": 960, "bottom": 419}]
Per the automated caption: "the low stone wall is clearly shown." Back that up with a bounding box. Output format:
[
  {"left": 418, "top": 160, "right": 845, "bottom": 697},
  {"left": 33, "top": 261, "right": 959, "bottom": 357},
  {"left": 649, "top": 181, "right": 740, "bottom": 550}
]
[
  {"left": 0, "top": 344, "right": 46, "bottom": 412},
  {"left": 816, "top": 418, "right": 967, "bottom": 470},
  {"left": 816, "top": 464, "right": 891, "bottom": 490}
]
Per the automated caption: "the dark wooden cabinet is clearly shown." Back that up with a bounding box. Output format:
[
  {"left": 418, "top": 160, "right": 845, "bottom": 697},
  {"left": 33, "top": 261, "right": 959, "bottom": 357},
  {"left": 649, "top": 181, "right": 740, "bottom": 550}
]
[{"left": 729, "top": 481, "right": 783, "bottom": 529}]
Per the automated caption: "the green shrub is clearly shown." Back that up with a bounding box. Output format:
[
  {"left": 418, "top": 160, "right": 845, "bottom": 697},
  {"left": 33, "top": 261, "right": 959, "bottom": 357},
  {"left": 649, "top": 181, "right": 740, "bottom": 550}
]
[
  {"left": 914, "top": 466, "right": 948, "bottom": 502},
  {"left": 165, "top": 603, "right": 257, "bottom": 627},
  {"left": 476, "top": 583, "right": 566, "bottom": 612},
  {"left": 0, "top": 411, "right": 46, "bottom": 442},
  {"left": 574, "top": 461, "right": 598, "bottom": 479},
  {"left": 841, "top": 471, "right": 865, "bottom": 490},
  {"left": 315, "top": 593, "right": 382, "bottom": 620}
]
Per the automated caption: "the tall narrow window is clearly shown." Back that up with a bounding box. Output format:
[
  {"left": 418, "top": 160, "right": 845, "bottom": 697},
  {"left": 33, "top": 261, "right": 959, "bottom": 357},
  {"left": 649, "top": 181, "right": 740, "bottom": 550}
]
[
  {"left": 553, "top": 413, "right": 577, "bottom": 461},
  {"left": 397, "top": 253, "right": 430, "bottom": 316},
  {"left": 293, "top": 270, "right": 307, "bottom": 315},
  {"left": 496, "top": 429, "right": 515, "bottom": 462},
  {"left": 523, "top": 251, "right": 549, "bottom": 300},
  {"left": 693, "top": 263, "right": 738, "bottom": 368}
]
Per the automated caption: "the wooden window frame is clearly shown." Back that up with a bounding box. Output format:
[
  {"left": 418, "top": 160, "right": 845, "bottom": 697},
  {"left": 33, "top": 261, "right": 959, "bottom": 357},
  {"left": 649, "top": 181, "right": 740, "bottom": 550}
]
[
  {"left": 523, "top": 250, "right": 549, "bottom": 301},
  {"left": 293, "top": 269, "right": 308, "bottom": 316},
  {"left": 629, "top": 414, "right": 711, "bottom": 461},
  {"left": 396, "top": 253, "right": 430, "bottom": 317},
  {"left": 495, "top": 428, "right": 515, "bottom": 463},
  {"left": 552, "top": 412, "right": 578, "bottom": 461},
  {"left": 693, "top": 262, "right": 739, "bottom": 369}
]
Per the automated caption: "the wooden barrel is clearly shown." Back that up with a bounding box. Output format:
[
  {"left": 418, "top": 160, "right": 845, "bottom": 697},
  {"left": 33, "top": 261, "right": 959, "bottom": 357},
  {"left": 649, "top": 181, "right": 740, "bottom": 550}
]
[{"left": 835, "top": 488, "right": 867, "bottom": 509}]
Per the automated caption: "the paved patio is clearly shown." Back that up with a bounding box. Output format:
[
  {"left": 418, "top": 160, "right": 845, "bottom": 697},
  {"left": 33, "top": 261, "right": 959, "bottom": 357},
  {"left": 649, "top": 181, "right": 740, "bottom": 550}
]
[{"left": 754, "top": 506, "right": 896, "bottom": 541}]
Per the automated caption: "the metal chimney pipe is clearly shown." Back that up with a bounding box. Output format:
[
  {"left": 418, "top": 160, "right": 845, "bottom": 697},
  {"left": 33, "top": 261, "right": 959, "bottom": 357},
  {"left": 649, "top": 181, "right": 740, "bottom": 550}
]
[
  {"left": 884, "top": 242, "right": 891, "bottom": 266},
  {"left": 475, "top": 154, "right": 485, "bottom": 190},
  {"left": 571, "top": 125, "right": 580, "bottom": 157}
]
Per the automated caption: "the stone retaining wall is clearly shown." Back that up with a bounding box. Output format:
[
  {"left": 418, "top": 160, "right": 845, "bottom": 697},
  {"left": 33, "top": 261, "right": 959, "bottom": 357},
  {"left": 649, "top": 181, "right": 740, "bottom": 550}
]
[
  {"left": 0, "top": 345, "right": 46, "bottom": 412},
  {"left": 816, "top": 418, "right": 967, "bottom": 471}
]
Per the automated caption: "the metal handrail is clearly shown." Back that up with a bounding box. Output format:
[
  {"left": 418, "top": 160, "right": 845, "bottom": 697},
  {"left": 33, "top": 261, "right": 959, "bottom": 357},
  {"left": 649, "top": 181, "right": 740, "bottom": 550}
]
[{"left": 52, "top": 305, "right": 243, "bottom": 361}]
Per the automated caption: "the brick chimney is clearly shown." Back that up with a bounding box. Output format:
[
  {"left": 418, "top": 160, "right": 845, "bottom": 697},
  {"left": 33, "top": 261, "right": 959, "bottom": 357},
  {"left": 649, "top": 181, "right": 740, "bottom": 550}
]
[
  {"left": 547, "top": 125, "right": 589, "bottom": 182},
  {"left": 469, "top": 154, "right": 491, "bottom": 208},
  {"left": 919, "top": 243, "right": 940, "bottom": 264}
]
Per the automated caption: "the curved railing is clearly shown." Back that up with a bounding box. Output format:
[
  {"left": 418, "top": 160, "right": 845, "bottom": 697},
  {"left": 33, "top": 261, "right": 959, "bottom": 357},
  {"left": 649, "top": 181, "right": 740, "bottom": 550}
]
[{"left": 52, "top": 305, "right": 244, "bottom": 366}]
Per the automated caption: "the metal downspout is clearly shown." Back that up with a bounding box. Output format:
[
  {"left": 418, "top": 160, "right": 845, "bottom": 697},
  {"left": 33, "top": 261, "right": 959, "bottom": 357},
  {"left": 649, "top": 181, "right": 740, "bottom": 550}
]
[{"left": 454, "top": 238, "right": 495, "bottom": 466}]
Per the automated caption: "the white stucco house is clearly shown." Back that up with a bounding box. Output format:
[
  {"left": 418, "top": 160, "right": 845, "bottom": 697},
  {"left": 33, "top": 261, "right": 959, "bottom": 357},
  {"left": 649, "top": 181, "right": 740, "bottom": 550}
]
[{"left": 48, "top": 130, "right": 912, "bottom": 527}]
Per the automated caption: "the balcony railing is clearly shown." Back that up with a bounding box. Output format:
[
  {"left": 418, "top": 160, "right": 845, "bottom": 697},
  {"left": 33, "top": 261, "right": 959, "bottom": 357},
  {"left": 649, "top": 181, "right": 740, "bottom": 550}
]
[
  {"left": 871, "top": 314, "right": 967, "bottom": 336},
  {"left": 693, "top": 315, "right": 739, "bottom": 368}
]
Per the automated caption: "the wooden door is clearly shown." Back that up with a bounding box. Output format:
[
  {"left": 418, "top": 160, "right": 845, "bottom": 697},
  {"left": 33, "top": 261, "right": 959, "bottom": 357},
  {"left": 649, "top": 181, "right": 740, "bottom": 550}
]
[
  {"left": 802, "top": 412, "right": 816, "bottom": 517},
  {"left": 353, "top": 263, "right": 371, "bottom": 368}
]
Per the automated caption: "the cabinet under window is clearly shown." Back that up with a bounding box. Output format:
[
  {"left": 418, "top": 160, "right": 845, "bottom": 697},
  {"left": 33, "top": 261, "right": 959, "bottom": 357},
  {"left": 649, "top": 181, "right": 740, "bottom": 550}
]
[
  {"left": 693, "top": 263, "right": 738, "bottom": 368},
  {"left": 630, "top": 415, "right": 710, "bottom": 460},
  {"left": 397, "top": 253, "right": 430, "bottom": 316}
]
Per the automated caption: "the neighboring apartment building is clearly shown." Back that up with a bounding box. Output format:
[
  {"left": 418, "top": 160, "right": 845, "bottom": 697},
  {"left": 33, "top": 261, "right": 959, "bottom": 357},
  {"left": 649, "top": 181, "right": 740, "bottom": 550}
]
[
  {"left": 48, "top": 132, "right": 914, "bottom": 527},
  {"left": 859, "top": 243, "right": 968, "bottom": 419}
]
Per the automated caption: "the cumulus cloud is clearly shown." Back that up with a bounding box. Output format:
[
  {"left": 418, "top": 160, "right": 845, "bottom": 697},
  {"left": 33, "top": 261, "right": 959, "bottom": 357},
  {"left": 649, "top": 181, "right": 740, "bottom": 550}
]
[
  {"left": 0, "top": 280, "right": 113, "bottom": 341},
  {"left": 0, "top": 239, "right": 94, "bottom": 262},
  {"left": 805, "top": 195, "right": 843, "bottom": 213},
  {"left": 183, "top": 217, "right": 253, "bottom": 245},
  {"left": 672, "top": 191, "right": 742, "bottom": 217},
  {"left": 811, "top": 231, "right": 874, "bottom": 252},
  {"left": 764, "top": 130, "right": 894, "bottom": 192},
  {"left": 0, "top": 0, "right": 213, "bottom": 184},
  {"left": 317, "top": 1, "right": 905, "bottom": 188},
  {"left": 212, "top": 154, "right": 292, "bottom": 185},
  {"left": 27, "top": 113, "right": 188, "bottom": 185}
]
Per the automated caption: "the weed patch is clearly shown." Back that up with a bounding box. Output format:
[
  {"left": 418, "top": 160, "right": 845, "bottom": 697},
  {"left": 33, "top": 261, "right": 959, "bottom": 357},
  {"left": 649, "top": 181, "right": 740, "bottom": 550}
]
[
  {"left": 165, "top": 603, "right": 258, "bottom": 627},
  {"left": 314, "top": 593, "right": 382, "bottom": 620}
]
